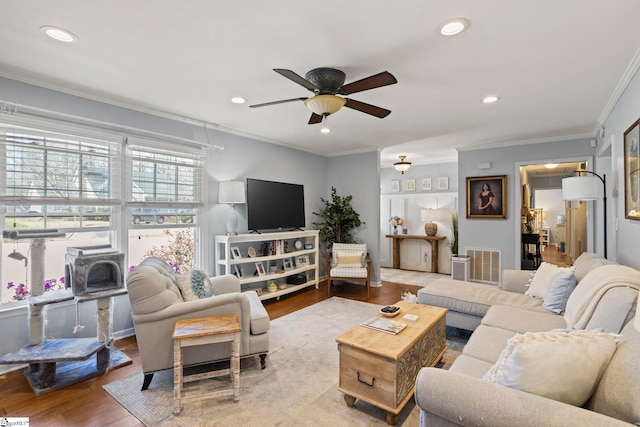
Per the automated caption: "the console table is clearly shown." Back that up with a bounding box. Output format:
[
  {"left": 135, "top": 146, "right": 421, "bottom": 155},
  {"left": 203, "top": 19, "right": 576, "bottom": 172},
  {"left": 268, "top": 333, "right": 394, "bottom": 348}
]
[{"left": 385, "top": 234, "right": 446, "bottom": 273}]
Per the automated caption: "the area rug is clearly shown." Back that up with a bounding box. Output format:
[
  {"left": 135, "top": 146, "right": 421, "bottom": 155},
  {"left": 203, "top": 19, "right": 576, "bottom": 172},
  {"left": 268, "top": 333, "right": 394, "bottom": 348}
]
[{"left": 104, "top": 297, "right": 465, "bottom": 427}]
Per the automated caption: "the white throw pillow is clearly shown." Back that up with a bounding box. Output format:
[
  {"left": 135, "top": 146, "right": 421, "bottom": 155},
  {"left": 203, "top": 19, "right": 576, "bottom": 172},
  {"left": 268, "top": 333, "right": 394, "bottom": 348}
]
[
  {"left": 175, "top": 273, "right": 197, "bottom": 301},
  {"left": 482, "top": 330, "right": 621, "bottom": 406},
  {"left": 525, "top": 262, "right": 573, "bottom": 299}
]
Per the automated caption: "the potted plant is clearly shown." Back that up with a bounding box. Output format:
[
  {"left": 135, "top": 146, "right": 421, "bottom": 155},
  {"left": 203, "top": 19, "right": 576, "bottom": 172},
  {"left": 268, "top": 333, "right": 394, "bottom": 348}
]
[
  {"left": 312, "top": 187, "right": 364, "bottom": 249},
  {"left": 450, "top": 212, "right": 459, "bottom": 256}
]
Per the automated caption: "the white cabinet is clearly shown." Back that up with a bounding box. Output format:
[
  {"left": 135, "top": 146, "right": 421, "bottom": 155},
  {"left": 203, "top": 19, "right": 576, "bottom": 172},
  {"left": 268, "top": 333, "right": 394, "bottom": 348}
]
[{"left": 215, "top": 230, "right": 319, "bottom": 301}]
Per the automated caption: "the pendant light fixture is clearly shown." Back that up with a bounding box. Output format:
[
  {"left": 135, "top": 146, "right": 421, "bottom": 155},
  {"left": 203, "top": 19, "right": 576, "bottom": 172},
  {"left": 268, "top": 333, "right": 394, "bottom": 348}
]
[{"left": 393, "top": 155, "right": 412, "bottom": 174}]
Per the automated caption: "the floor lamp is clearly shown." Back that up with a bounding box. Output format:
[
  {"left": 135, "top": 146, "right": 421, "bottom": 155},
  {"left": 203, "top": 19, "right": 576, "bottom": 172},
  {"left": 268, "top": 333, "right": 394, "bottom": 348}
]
[{"left": 561, "top": 171, "right": 607, "bottom": 259}]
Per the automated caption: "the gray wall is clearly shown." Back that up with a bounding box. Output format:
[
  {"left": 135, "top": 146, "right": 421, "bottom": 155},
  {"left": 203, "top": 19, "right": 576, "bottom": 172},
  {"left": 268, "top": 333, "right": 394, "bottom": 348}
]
[
  {"left": 601, "top": 67, "right": 640, "bottom": 269},
  {"left": 327, "top": 151, "right": 381, "bottom": 283},
  {"left": 457, "top": 138, "right": 598, "bottom": 270}
]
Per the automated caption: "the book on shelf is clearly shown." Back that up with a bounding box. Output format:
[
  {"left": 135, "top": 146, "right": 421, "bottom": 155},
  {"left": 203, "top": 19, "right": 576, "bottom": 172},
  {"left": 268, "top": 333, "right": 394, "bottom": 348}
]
[{"left": 360, "top": 316, "right": 407, "bottom": 335}]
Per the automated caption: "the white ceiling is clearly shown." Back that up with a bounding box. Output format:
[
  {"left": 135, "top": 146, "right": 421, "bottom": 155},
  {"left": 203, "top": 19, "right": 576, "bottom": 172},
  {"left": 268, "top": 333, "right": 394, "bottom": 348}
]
[{"left": 1, "top": 1, "right": 640, "bottom": 167}]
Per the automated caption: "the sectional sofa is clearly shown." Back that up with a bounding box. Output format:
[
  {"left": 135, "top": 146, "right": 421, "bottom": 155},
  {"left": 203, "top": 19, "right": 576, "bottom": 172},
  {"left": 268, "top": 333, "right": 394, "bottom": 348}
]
[
  {"left": 414, "top": 253, "right": 640, "bottom": 426},
  {"left": 417, "top": 252, "right": 612, "bottom": 331}
]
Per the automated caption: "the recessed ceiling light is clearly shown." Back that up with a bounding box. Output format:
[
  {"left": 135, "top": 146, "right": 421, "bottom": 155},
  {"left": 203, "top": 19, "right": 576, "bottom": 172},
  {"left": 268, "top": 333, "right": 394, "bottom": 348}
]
[
  {"left": 231, "top": 96, "right": 246, "bottom": 104},
  {"left": 482, "top": 95, "right": 500, "bottom": 104},
  {"left": 438, "top": 18, "right": 470, "bottom": 36},
  {"left": 40, "top": 26, "right": 78, "bottom": 43}
]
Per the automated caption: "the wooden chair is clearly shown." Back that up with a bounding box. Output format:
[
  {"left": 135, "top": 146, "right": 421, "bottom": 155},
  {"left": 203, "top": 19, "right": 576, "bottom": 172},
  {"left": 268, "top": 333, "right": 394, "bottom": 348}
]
[{"left": 327, "top": 243, "right": 371, "bottom": 298}]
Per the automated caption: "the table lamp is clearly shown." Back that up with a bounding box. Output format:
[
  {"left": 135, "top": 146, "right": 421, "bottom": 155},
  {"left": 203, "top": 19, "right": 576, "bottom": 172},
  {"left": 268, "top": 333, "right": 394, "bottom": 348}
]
[
  {"left": 219, "top": 181, "right": 246, "bottom": 236},
  {"left": 421, "top": 208, "right": 439, "bottom": 236}
]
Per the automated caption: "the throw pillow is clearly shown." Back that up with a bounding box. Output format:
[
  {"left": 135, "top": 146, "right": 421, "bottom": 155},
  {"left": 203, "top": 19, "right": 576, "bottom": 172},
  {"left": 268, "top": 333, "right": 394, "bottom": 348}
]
[
  {"left": 175, "top": 269, "right": 214, "bottom": 300},
  {"left": 175, "top": 273, "right": 198, "bottom": 301},
  {"left": 543, "top": 271, "right": 578, "bottom": 314},
  {"left": 190, "top": 269, "right": 214, "bottom": 299},
  {"left": 336, "top": 251, "right": 364, "bottom": 268},
  {"left": 482, "top": 330, "right": 621, "bottom": 406},
  {"left": 525, "top": 262, "right": 573, "bottom": 299}
]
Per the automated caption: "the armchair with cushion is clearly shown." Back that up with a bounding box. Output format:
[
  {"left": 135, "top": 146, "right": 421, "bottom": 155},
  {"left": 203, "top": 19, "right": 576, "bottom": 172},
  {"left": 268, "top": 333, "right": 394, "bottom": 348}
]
[
  {"left": 327, "top": 243, "right": 371, "bottom": 298},
  {"left": 126, "top": 257, "right": 270, "bottom": 390}
]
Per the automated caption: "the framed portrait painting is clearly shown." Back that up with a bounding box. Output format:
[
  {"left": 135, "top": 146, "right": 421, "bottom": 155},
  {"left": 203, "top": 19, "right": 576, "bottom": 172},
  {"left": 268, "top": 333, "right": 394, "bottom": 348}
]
[
  {"left": 466, "top": 175, "right": 507, "bottom": 219},
  {"left": 624, "top": 118, "right": 640, "bottom": 220}
]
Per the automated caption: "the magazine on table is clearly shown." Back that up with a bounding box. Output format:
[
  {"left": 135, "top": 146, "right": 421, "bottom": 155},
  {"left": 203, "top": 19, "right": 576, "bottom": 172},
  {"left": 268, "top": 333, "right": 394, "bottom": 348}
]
[{"left": 360, "top": 316, "right": 407, "bottom": 335}]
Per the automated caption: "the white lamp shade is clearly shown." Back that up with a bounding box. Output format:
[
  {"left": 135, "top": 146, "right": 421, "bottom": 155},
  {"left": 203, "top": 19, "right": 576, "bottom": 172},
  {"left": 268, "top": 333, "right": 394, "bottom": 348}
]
[
  {"left": 219, "top": 181, "right": 246, "bottom": 204},
  {"left": 421, "top": 209, "right": 439, "bottom": 222},
  {"left": 562, "top": 176, "right": 601, "bottom": 201}
]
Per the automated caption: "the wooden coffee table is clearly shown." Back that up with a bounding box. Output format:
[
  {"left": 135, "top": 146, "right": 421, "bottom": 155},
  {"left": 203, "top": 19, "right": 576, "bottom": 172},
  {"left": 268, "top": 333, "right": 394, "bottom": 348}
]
[{"left": 336, "top": 302, "right": 447, "bottom": 425}]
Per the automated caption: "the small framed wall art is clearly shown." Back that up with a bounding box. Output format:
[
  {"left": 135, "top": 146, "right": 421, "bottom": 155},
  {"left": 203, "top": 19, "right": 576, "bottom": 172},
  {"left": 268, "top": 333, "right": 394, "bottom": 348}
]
[
  {"left": 391, "top": 179, "right": 400, "bottom": 192},
  {"left": 406, "top": 178, "right": 416, "bottom": 191},
  {"left": 438, "top": 177, "right": 449, "bottom": 190},
  {"left": 422, "top": 178, "right": 432, "bottom": 191}
]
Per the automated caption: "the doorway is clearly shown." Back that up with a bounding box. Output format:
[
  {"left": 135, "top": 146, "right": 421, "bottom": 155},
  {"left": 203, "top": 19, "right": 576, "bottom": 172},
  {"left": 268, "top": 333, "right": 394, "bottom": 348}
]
[{"left": 516, "top": 159, "right": 593, "bottom": 268}]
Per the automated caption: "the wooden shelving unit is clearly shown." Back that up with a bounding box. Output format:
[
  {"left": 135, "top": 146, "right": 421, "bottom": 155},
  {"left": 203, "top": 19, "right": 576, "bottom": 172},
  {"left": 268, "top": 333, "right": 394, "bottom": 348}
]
[{"left": 215, "top": 230, "right": 320, "bottom": 300}]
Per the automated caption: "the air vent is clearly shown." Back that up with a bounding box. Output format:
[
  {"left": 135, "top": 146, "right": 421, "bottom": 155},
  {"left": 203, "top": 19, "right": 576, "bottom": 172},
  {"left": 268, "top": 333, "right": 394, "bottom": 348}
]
[{"left": 466, "top": 248, "right": 501, "bottom": 285}]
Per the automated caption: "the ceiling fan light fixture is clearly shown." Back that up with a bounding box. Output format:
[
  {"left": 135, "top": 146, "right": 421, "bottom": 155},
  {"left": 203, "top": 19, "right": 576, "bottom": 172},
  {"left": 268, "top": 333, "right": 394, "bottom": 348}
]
[
  {"left": 304, "top": 94, "right": 346, "bottom": 116},
  {"left": 230, "top": 96, "right": 246, "bottom": 104},
  {"left": 393, "top": 155, "right": 412, "bottom": 174}
]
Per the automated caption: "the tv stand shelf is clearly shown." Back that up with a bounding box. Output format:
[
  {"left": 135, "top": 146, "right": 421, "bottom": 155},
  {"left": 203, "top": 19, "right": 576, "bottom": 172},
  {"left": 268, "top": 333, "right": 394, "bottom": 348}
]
[{"left": 215, "top": 230, "right": 319, "bottom": 301}]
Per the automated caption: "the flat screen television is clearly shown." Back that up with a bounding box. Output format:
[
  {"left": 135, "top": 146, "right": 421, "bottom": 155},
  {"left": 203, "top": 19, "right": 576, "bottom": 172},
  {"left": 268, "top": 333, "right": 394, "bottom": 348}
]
[{"left": 246, "top": 178, "right": 305, "bottom": 232}]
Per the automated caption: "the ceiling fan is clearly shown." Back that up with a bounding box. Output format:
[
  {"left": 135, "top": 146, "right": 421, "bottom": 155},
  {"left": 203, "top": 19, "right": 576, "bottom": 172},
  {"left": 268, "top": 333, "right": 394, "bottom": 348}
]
[{"left": 250, "top": 68, "right": 398, "bottom": 125}]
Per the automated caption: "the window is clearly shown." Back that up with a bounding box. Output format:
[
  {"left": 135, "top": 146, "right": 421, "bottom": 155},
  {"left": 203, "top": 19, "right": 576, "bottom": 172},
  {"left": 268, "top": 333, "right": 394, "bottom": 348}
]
[
  {"left": 0, "top": 117, "right": 207, "bottom": 305},
  {"left": 126, "top": 138, "right": 205, "bottom": 273},
  {"left": 1, "top": 121, "right": 121, "bottom": 304}
]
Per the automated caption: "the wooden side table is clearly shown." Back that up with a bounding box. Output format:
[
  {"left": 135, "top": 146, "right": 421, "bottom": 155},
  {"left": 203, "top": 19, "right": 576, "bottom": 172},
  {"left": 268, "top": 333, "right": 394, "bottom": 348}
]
[
  {"left": 385, "top": 234, "right": 446, "bottom": 272},
  {"left": 172, "top": 315, "right": 241, "bottom": 414}
]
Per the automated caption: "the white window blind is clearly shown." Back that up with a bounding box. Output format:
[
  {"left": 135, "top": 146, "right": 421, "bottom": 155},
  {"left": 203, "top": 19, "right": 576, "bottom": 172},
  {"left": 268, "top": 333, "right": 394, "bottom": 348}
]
[
  {"left": 0, "top": 122, "right": 122, "bottom": 207},
  {"left": 126, "top": 137, "right": 205, "bottom": 209}
]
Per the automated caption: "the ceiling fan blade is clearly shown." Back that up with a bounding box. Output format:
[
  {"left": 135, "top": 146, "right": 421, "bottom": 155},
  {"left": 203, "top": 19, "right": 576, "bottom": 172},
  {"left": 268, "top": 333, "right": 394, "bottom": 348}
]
[
  {"left": 344, "top": 98, "right": 391, "bottom": 118},
  {"left": 274, "top": 69, "right": 318, "bottom": 92},
  {"left": 308, "top": 113, "right": 323, "bottom": 125},
  {"left": 249, "top": 97, "right": 307, "bottom": 108},
  {"left": 338, "top": 71, "right": 397, "bottom": 95}
]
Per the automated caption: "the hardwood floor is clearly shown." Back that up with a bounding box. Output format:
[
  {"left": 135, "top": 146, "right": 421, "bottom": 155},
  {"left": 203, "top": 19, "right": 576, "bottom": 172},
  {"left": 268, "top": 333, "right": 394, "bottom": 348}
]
[
  {"left": 0, "top": 280, "right": 421, "bottom": 426},
  {"left": 541, "top": 244, "right": 573, "bottom": 267}
]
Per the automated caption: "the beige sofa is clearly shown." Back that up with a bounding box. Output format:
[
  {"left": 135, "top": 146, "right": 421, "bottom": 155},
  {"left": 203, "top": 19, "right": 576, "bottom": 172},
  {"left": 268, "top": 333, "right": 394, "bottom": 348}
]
[
  {"left": 126, "top": 257, "right": 270, "bottom": 390},
  {"left": 417, "top": 252, "right": 611, "bottom": 331},
  {"left": 415, "top": 259, "right": 640, "bottom": 426}
]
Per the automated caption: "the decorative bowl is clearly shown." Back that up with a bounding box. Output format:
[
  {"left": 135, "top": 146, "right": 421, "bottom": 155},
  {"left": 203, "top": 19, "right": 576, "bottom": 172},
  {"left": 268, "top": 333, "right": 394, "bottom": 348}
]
[{"left": 379, "top": 306, "right": 401, "bottom": 317}]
